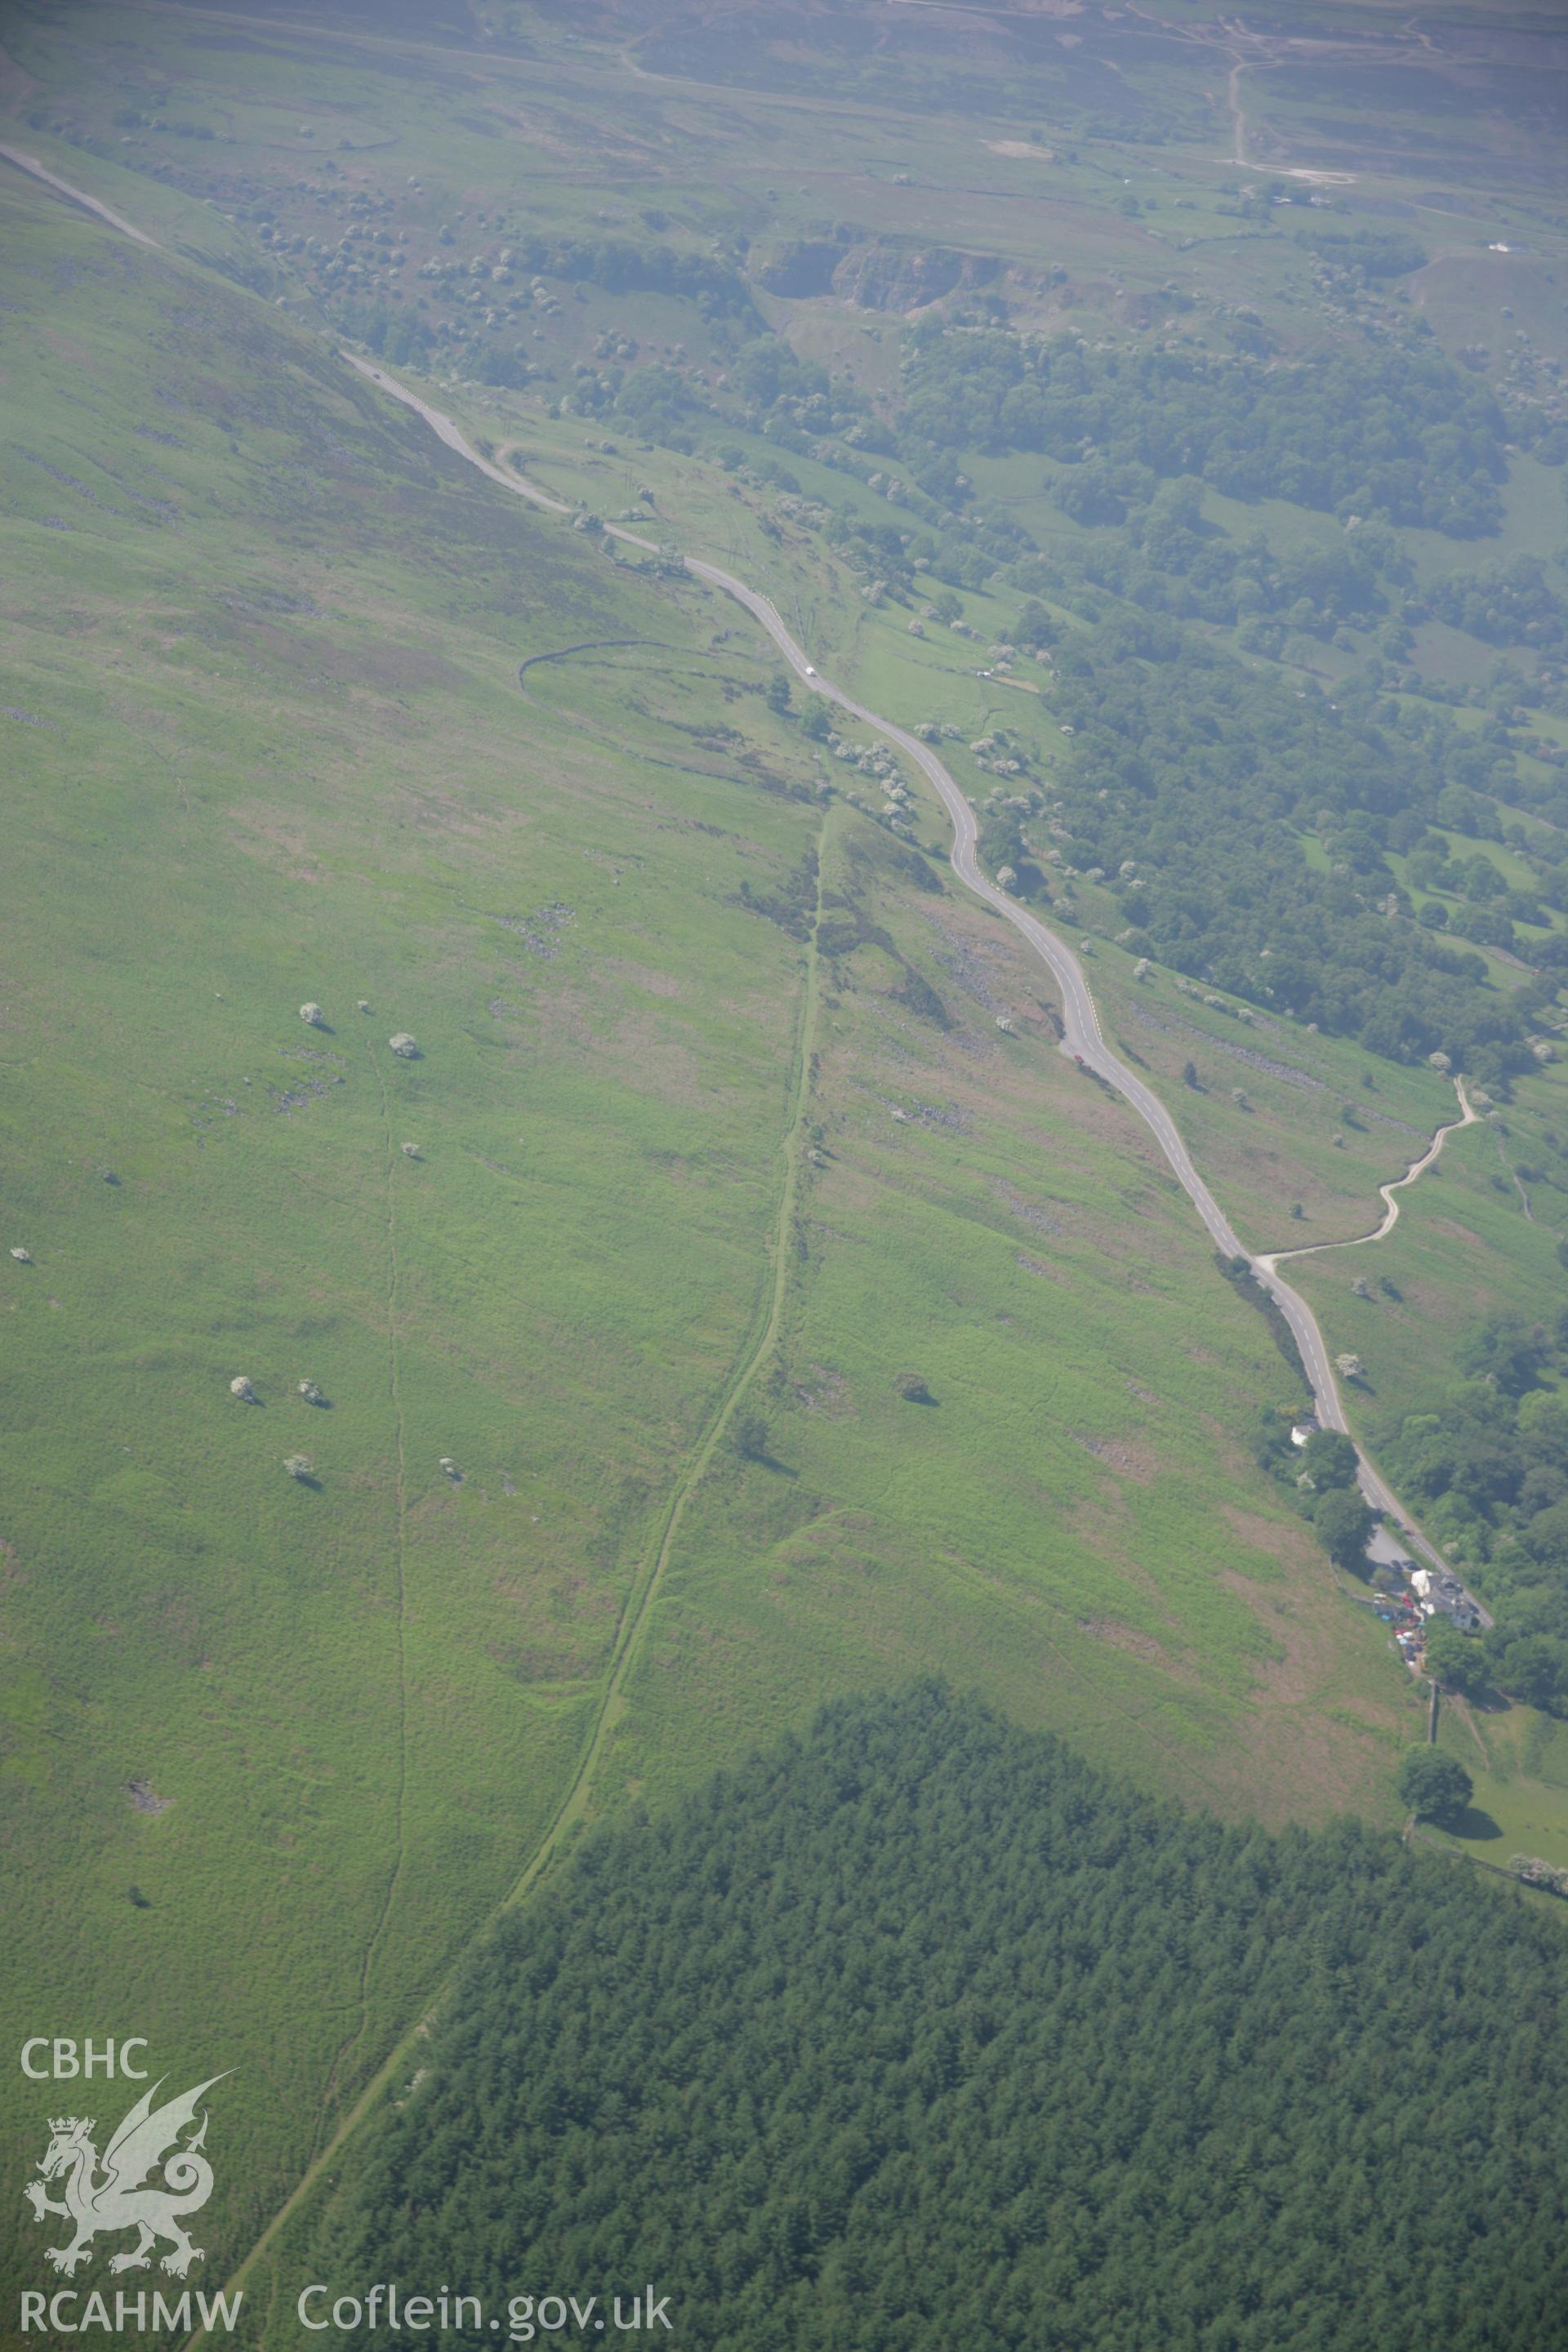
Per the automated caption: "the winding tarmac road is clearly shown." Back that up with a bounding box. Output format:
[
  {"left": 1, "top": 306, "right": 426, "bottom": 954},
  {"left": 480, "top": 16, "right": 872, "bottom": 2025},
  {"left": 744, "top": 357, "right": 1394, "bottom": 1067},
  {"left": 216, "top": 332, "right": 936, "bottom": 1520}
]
[
  {"left": 0, "top": 128, "right": 1477, "bottom": 1590},
  {"left": 345, "top": 351, "right": 1479, "bottom": 1597},
  {"left": 0, "top": 140, "right": 163, "bottom": 247}
]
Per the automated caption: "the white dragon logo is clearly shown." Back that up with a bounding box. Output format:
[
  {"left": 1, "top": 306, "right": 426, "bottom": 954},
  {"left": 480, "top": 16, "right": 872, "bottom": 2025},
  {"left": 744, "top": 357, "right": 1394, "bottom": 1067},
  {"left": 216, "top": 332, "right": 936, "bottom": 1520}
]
[{"left": 24, "top": 2075, "right": 227, "bottom": 2279}]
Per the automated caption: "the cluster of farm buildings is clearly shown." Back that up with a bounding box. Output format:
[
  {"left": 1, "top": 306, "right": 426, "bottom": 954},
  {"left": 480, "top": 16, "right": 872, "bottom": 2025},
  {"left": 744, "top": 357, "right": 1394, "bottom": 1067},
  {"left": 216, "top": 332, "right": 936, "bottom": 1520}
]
[{"left": 1290, "top": 1415, "right": 1482, "bottom": 1667}]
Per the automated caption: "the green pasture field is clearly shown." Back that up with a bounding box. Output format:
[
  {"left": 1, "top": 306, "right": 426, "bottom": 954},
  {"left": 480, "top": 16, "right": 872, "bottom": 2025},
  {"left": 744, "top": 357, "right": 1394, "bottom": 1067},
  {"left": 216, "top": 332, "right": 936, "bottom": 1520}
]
[
  {"left": 1427, "top": 1698, "right": 1568, "bottom": 1878},
  {"left": 1085, "top": 958, "right": 1568, "bottom": 1873},
  {"left": 12, "top": 0, "right": 1562, "bottom": 733},
  {"left": 1401, "top": 455, "right": 1568, "bottom": 581},
  {"left": 1290, "top": 1070, "right": 1568, "bottom": 1446},
  {"left": 1082, "top": 950, "right": 1462, "bottom": 1250},
  {"left": 604, "top": 814, "right": 1422, "bottom": 1833},
  {"left": 1380, "top": 822, "right": 1568, "bottom": 955}
]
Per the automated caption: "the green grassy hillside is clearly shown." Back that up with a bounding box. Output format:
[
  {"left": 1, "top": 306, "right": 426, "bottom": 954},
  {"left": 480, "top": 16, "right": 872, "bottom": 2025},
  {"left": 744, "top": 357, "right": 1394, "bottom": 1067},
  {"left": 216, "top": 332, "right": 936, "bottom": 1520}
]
[
  {"left": 0, "top": 169, "right": 833, "bottom": 2258},
  {"left": 0, "top": 164, "right": 1423, "bottom": 2306},
  {"left": 6, "top": 0, "right": 1568, "bottom": 2319}
]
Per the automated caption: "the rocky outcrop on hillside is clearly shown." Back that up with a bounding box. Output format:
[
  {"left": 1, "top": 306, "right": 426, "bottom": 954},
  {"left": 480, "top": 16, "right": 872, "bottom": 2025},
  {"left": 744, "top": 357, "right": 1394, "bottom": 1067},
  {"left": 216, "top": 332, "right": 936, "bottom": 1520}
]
[{"left": 832, "top": 242, "right": 1000, "bottom": 310}]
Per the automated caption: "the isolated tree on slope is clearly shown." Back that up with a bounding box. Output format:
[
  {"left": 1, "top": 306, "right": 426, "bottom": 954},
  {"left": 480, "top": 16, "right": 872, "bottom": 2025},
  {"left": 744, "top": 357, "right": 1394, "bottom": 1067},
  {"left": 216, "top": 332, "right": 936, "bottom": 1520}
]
[
  {"left": 733, "top": 1410, "right": 770, "bottom": 1463},
  {"left": 1313, "top": 1485, "right": 1374, "bottom": 1573},
  {"left": 1396, "top": 1748, "right": 1472, "bottom": 1822}
]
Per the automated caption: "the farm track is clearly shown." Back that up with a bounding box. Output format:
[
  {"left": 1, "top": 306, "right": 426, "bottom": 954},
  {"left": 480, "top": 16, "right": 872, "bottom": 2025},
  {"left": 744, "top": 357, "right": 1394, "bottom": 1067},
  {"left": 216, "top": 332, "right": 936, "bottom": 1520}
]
[
  {"left": 1227, "top": 59, "right": 1249, "bottom": 167},
  {"left": 321, "top": 1043, "right": 413, "bottom": 2121},
  {"left": 1257, "top": 1079, "right": 1478, "bottom": 1272}
]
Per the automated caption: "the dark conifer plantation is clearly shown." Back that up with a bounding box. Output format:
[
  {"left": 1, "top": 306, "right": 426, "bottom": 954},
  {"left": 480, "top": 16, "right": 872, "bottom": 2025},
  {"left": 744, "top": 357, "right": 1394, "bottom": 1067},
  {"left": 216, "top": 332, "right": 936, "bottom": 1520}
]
[{"left": 314, "top": 1687, "right": 1568, "bottom": 2351}]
